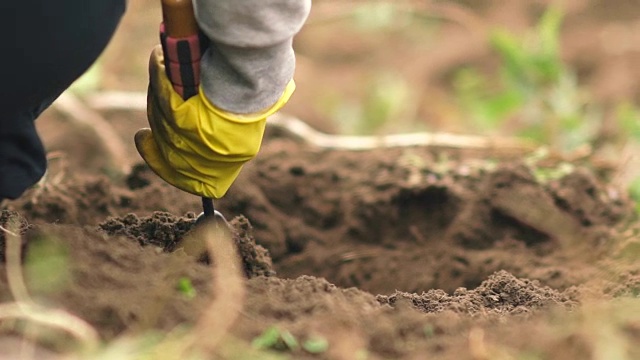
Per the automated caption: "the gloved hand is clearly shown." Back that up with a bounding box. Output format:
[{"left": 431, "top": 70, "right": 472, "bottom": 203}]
[{"left": 135, "top": 45, "right": 295, "bottom": 198}]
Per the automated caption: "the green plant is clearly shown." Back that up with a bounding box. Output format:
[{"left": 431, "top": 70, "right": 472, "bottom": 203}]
[
  {"left": 176, "top": 277, "right": 197, "bottom": 300},
  {"left": 454, "top": 6, "right": 597, "bottom": 151},
  {"left": 302, "top": 336, "right": 329, "bottom": 354},
  {"left": 252, "top": 326, "right": 299, "bottom": 352},
  {"left": 324, "top": 72, "right": 414, "bottom": 135},
  {"left": 252, "top": 326, "right": 329, "bottom": 355}
]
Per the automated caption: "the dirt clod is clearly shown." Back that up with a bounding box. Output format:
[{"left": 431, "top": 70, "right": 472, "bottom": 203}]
[
  {"left": 99, "top": 211, "right": 197, "bottom": 250},
  {"left": 378, "top": 270, "right": 576, "bottom": 315},
  {"left": 99, "top": 211, "right": 275, "bottom": 278}
]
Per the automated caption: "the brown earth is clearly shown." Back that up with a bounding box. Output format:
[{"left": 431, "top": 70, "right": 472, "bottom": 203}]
[
  {"left": 3, "top": 0, "right": 640, "bottom": 359},
  {"left": 2, "top": 129, "right": 640, "bottom": 359}
]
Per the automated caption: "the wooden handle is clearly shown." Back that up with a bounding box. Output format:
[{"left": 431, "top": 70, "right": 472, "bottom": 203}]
[{"left": 161, "top": 0, "right": 198, "bottom": 37}]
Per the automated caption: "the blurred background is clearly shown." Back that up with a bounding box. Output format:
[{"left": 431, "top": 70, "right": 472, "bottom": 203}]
[{"left": 40, "top": 0, "right": 640, "bottom": 193}]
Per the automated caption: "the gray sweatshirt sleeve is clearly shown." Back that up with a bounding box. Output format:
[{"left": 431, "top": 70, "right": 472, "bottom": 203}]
[{"left": 193, "top": 0, "right": 311, "bottom": 114}]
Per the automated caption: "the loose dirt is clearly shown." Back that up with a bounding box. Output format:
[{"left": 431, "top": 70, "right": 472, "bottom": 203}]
[{"left": 2, "top": 130, "right": 639, "bottom": 359}]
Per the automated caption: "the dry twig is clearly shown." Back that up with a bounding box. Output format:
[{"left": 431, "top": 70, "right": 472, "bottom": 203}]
[
  {"left": 52, "top": 92, "right": 131, "bottom": 175},
  {"left": 160, "top": 223, "right": 246, "bottom": 359},
  {"left": 193, "top": 223, "right": 246, "bottom": 355},
  {"left": 84, "top": 90, "right": 536, "bottom": 155}
]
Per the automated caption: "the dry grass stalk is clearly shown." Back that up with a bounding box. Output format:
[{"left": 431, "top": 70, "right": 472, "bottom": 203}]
[
  {"left": 0, "top": 215, "right": 247, "bottom": 359},
  {"left": 189, "top": 222, "right": 246, "bottom": 356},
  {"left": 3, "top": 220, "right": 29, "bottom": 305},
  {"left": 268, "top": 112, "right": 536, "bottom": 154},
  {"left": 52, "top": 92, "right": 131, "bottom": 175},
  {"left": 154, "top": 222, "right": 246, "bottom": 359},
  {"left": 84, "top": 90, "right": 536, "bottom": 155}
]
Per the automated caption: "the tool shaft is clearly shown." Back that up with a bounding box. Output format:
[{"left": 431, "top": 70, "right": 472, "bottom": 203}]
[{"left": 160, "top": 0, "right": 215, "bottom": 218}]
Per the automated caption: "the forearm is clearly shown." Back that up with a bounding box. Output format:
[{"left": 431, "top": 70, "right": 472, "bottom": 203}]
[{"left": 193, "top": 0, "right": 311, "bottom": 114}]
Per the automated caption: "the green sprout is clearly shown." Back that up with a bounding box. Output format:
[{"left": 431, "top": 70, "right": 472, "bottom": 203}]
[
  {"left": 280, "top": 330, "right": 299, "bottom": 350},
  {"left": 454, "top": 6, "right": 598, "bottom": 152},
  {"left": 302, "top": 336, "right": 329, "bottom": 354},
  {"left": 252, "top": 327, "right": 330, "bottom": 354},
  {"left": 252, "top": 326, "right": 280, "bottom": 349},
  {"left": 176, "top": 277, "right": 196, "bottom": 300},
  {"left": 327, "top": 72, "right": 413, "bottom": 135}
]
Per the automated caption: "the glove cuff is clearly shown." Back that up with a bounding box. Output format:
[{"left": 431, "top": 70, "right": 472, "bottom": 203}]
[{"left": 198, "top": 79, "right": 295, "bottom": 123}]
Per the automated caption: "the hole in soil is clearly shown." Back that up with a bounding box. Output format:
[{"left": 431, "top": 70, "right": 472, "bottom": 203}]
[{"left": 490, "top": 209, "right": 552, "bottom": 246}]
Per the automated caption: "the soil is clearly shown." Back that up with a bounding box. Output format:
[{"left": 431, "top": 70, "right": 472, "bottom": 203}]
[
  {"left": 2, "top": 130, "right": 639, "bottom": 359},
  {"left": 3, "top": 1, "right": 640, "bottom": 359}
]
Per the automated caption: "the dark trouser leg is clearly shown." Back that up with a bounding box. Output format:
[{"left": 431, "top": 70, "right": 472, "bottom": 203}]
[
  {"left": 0, "top": 109, "right": 47, "bottom": 201},
  {"left": 0, "top": 0, "right": 126, "bottom": 200}
]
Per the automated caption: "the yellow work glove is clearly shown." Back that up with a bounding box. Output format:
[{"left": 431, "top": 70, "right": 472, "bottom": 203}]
[{"left": 135, "top": 45, "right": 295, "bottom": 198}]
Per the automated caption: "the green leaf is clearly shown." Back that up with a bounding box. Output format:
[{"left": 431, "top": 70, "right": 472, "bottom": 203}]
[
  {"left": 176, "top": 277, "right": 196, "bottom": 299},
  {"left": 252, "top": 326, "right": 281, "bottom": 350},
  {"left": 302, "top": 336, "right": 329, "bottom": 354},
  {"left": 537, "top": 6, "right": 563, "bottom": 58},
  {"left": 362, "top": 73, "right": 410, "bottom": 133},
  {"left": 251, "top": 327, "right": 299, "bottom": 351},
  {"left": 490, "top": 29, "right": 530, "bottom": 82},
  {"left": 280, "top": 330, "right": 299, "bottom": 351},
  {"left": 481, "top": 91, "right": 524, "bottom": 124}
]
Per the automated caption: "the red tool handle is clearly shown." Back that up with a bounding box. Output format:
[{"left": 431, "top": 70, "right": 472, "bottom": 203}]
[
  {"left": 160, "top": 0, "right": 215, "bottom": 217},
  {"left": 160, "top": 0, "right": 206, "bottom": 99}
]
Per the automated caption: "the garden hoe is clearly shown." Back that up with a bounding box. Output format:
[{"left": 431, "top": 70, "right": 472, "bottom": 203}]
[{"left": 158, "top": 0, "right": 229, "bottom": 255}]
